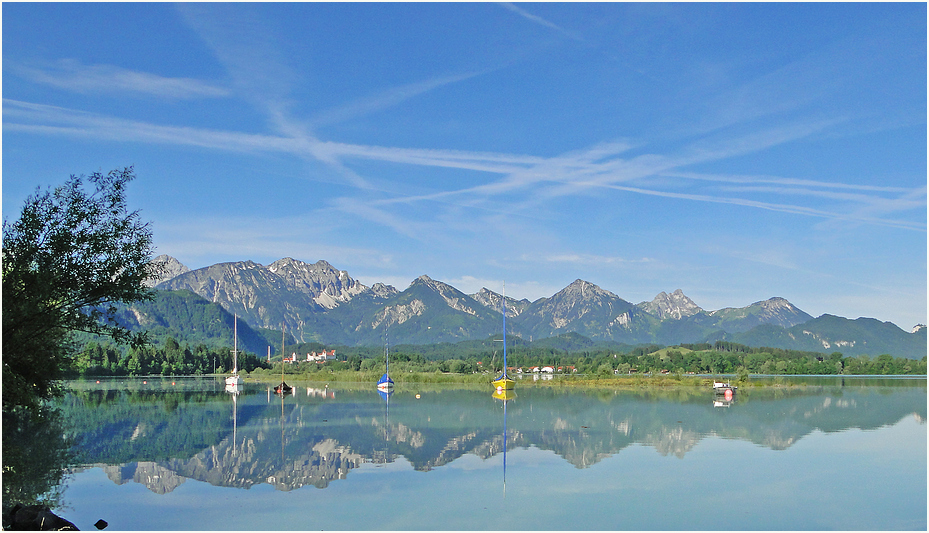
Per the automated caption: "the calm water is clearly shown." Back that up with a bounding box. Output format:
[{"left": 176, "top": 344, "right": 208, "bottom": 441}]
[{"left": 45, "top": 377, "right": 927, "bottom": 530}]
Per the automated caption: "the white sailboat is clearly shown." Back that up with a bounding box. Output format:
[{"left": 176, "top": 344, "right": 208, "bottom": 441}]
[
  {"left": 274, "top": 323, "right": 292, "bottom": 394},
  {"left": 225, "top": 314, "right": 242, "bottom": 387}
]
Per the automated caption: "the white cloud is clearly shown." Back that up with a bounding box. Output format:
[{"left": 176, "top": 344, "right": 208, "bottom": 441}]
[
  {"left": 662, "top": 170, "right": 914, "bottom": 194},
  {"left": 499, "top": 3, "right": 585, "bottom": 42},
  {"left": 5, "top": 95, "right": 923, "bottom": 234},
  {"left": 10, "top": 59, "right": 229, "bottom": 99},
  {"left": 309, "top": 71, "right": 487, "bottom": 127},
  {"left": 542, "top": 254, "right": 654, "bottom": 266},
  {"left": 593, "top": 181, "right": 925, "bottom": 231},
  {"left": 328, "top": 197, "right": 435, "bottom": 242}
]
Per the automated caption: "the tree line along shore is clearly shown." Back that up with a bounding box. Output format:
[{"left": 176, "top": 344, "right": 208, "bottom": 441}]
[{"left": 70, "top": 337, "right": 927, "bottom": 381}]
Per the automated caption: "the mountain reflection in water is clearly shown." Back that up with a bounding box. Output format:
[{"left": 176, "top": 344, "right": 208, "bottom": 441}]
[{"left": 60, "top": 377, "right": 926, "bottom": 494}]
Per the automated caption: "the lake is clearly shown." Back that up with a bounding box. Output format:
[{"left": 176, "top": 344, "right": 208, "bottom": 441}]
[{"left": 37, "top": 376, "right": 929, "bottom": 530}]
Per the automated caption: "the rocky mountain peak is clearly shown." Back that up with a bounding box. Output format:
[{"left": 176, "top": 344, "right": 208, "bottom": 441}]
[
  {"left": 470, "top": 287, "right": 530, "bottom": 317},
  {"left": 147, "top": 254, "right": 190, "bottom": 287},
  {"left": 549, "top": 279, "right": 629, "bottom": 305},
  {"left": 638, "top": 289, "right": 703, "bottom": 320},
  {"left": 521, "top": 279, "right": 634, "bottom": 335},
  {"left": 367, "top": 283, "right": 399, "bottom": 299},
  {"left": 268, "top": 257, "right": 367, "bottom": 309},
  {"left": 407, "top": 275, "right": 485, "bottom": 318},
  {"left": 268, "top": 257, "right": 334, "bottom": 275},
  {"left": 565, "top": 279, "right": 599, "bottom": 294},
  {"left": 556, "top": 279, "right": 623, "bottom": 303},
  {"left": 709, "top": 296, "right": 813, "bottom": 332},
  {"left": 761, "top": 297, "right": 791, "bottom": 308}
]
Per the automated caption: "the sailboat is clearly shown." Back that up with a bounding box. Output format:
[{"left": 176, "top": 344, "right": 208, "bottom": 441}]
[
  {"left": 225, "top": 314, "right": 242, "bottom": 387},
  {"left": 492, "top": 282, "right": 515, "bottom": 391},
  {"left": 377, "top": 325, "right": 394, "bottom": 391},
  {"left": 274, "top": 323, "right": 292, "bottom": 394}
]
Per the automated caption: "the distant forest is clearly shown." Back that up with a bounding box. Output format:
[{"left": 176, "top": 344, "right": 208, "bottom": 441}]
[{"left": 70, "top": 336, "right": 927, "bottom": 377}]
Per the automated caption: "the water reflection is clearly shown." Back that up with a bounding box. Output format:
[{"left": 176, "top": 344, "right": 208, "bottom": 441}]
[
  {"left": 1, "top": 406, "right": 75, "bottom": 515},
  {"left": 57, "top": 377, "right": 925, "bottom": 495},
  {"left": 492, "top": 389, "right": 514, "bottom": 498},
  {"left": 373, "top": 389, "right": 392, "bottom": 466}
]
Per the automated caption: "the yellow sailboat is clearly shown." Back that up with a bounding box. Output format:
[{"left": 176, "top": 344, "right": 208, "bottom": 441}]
[{"left": 492, "top": 282, "right": 515, "bottom": 391}]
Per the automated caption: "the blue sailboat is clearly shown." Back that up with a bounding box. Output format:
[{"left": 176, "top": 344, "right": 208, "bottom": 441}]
[{"left": 377, "top": 325, "right": 394, "bottom": 391}]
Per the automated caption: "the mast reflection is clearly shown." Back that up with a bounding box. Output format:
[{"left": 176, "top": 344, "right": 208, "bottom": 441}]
[
  {"left": 374, "top": 389, "right": 392, "bottom": 466},
  {"left": 493, "top": 389, "right": 515, "bottom": 497}
]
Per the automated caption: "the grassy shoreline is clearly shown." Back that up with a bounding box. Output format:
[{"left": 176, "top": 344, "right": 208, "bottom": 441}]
[
  {"left": 244, "top": 368, "right": 752, "bottom": 389},
  {"left": 242, "top": 368, "right": 924, "bottom": 390}
]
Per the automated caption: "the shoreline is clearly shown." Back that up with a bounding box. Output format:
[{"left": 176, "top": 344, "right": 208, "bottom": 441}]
[{"left": 233, "top": 371, "right": 927, "bottom": 390}]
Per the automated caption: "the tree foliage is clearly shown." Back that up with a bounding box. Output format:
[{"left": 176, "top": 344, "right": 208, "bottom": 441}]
[
  {"left": 73, "top": 339, "right": 270, "bottom": 376},
  {"left": 2, "top": 167, "right": 160, "bottom": 413}
]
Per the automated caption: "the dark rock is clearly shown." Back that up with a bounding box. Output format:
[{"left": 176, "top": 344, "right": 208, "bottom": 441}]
[{"left": 5, "top": 504, "right": 78, "bottom": 530}]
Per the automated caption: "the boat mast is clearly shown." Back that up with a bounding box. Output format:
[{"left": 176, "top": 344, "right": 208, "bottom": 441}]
[
  {"left": 281, "top": 323, "right": 286, "bottom": 385},
  {"left": 502, "top": 281, "right": 507, "bottom": 377},
  {"left": 232, "top": 314, "right": 238, "bottom": 374}
]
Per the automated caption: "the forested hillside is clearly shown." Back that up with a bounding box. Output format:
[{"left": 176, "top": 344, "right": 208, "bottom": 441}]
[{"left": 111, "top": 290, "right": 293, "bottom": 354}]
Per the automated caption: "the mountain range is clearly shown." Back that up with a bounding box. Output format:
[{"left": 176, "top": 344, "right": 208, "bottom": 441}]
[{"left": 139, "top": 255, "right": 925, "bottom": 358}]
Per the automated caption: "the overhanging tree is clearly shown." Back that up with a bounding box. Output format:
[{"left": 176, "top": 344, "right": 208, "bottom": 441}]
[{"left": 2, "top": 167, "right": 161, "bottom": 414}]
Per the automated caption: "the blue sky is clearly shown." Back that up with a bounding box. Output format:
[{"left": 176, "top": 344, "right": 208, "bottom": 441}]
[{"left": 3, "top": 3, "right": 926, "bottom": 329}]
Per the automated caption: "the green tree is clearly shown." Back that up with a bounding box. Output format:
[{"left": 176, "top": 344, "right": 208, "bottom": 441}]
[
  {"left": 736, "top": 365, "right": 750, "bottom": 382},
  {"left": 2, "top": 168, "right": 159, "bottom": 414}
]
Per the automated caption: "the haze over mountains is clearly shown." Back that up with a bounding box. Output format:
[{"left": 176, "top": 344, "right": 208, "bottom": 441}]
[{"left": 143, "top": 255, "right": 925, "bottom": 358}]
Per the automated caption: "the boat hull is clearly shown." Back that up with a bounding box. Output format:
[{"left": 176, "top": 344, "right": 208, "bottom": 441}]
[
  {"left": 377, "top": 374, "right": 394, "bottom": 391},
  {"left": 713, "top": 381, "right": 737, "bottom": 395},
  {"left": 492, "top": 375, "right": 515, "bottom": 391}
]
